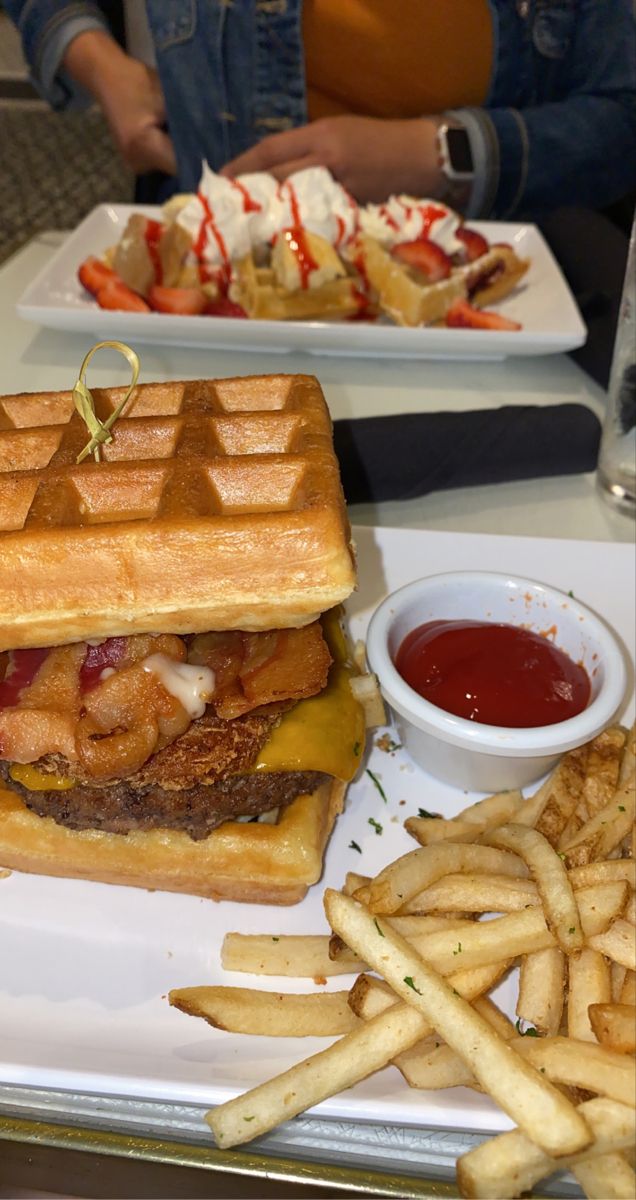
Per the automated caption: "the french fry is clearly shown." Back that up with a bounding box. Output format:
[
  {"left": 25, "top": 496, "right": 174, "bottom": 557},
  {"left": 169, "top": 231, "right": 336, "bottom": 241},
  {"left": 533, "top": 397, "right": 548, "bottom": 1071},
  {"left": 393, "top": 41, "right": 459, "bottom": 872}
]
[
  {"left": 588, "top": 919, "right": 636, "bottom": 971},
  {"left": 588, "top": 1003, "right": 636, "bottom": 1054},
  {"left": 405, "top": 815, "right": 490, "bottom": 845},
  {"left": 328, "top": 914, "right": 473, "bottom": 961},
  {"left": 456, "top": 1097, "right": 635, "bottom": 1199},
  {"left": 406, "top": 790, "right": 523, "bottom": 845},
  {"left": 396, "top": 997, "right": 516, "bottom": 1091},
  {"left": 169, "top": 986, "right": 359, "bottom": 1036},
  {"left": 363, "top": 843, "right": 529, "bottom": 916},
  {"left": 342, "top": 871, "right": 370, "bottom": 896},
  {"left": 569, "top": 860, "right": 636, "bottom": 889},
  {"left": 221, "top": 934, "right": 363, "bottom": 977},
  {"left": 572, "top": 1152, "right": 636, "bottom": 1200},
  {"left": 612, "top": 961, "right": 628, "bottom": 1002},
  {"left": 561, "top": 778, "right": 635, "bottom": 868},
  {"left": 453, "top": 789, "right": 524, "bottom": 825},
  {"left": 580, "top": 726, "right": 627, "bottom": 817},
  {"left": 348, "top": 962, "right": 513, "bottom": 1023},
  {"left": 400, "top": 873, "right": 538, "bottom": 914},
  {"left": 534, "top": 744, "right": 589, "bottom": 846},
  {"left": 486, "top": 823, "right": 584, "bottom": 952},
  {"left": 619, "top": 970, "right": 636, "bottom": 1005},
  {"left": 618, "top": 724, "right": 635, "bottom": 787},
  {"left": 623, "top": 890, "right": 636, "bottom": 925},
  {"left": 207, "top": 1001, "right": 429, "bottom": 1148},
  {"left": 567, "top": 949, "right": 611, "bottom": 1042},
  {"left": 517, "top": 947, "right": 565, "bottom": 1035},
  {"left": 513, "top": 1037, "right": 636, "bottom": 1107},
  {"left": 324, "top": 889, "right": 591, "bottom": 1158}
]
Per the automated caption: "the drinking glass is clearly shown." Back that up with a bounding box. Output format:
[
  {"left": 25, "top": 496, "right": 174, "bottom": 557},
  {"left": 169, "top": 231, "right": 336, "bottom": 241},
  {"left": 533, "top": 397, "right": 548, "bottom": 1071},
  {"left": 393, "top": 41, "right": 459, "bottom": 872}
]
[{"left": 596, "top": 216, "right": 636, "bottom": 517}]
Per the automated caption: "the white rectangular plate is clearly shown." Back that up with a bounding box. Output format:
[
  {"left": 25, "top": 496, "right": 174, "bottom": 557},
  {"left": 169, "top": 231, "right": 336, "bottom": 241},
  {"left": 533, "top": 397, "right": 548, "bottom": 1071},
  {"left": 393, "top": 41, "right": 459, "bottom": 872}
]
[
  {"left": 0, "top": 527, "right": 632, "bottom": 1137},
  {"left": 16, "top": 205, "right": 586, "bottom": 359}
]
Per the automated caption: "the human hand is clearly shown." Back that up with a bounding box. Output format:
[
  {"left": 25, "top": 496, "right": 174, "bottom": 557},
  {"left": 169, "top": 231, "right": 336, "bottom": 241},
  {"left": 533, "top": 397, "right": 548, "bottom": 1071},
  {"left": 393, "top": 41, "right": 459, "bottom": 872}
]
[
  {"left": 64, "top": 32, "right": 177, "bottom": 176},
  {"left": 221, "top": 115, "right": 443, "bottom": 203}
]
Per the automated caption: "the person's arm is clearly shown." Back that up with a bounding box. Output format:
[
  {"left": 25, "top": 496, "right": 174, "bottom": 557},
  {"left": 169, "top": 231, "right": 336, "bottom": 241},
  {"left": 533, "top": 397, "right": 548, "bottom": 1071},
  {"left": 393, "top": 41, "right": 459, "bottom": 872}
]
[
  {"left": 4, "top": 1, "right": 176, "bottom": 176},
  {"left": 3, "top": 0, "right": 109, "bottom": 110},
  {"left": 223, "top": 0, "right": 635, "bottom": 218},
  {"left": 220, "top": 115, "right": 444, "bottom": 206},
  {"left": 450, "top": 0, "right": 636, "bottom": 218},
  {"left": 63, "top": 31, "right": 176, "bottom": 175}
]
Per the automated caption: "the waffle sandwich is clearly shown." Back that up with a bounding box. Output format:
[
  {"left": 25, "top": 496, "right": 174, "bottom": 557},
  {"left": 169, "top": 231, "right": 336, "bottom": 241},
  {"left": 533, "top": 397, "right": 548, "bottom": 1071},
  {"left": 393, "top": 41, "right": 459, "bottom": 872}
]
[{"left": 0, "top": 373, "right": 364, "bottom": 904}]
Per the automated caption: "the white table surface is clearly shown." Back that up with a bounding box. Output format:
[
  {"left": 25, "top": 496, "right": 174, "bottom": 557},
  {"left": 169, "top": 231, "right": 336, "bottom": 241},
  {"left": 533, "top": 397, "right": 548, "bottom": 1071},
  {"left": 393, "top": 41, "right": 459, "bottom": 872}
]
[{"left": 1, "top": 231, "right": 633, "bottom": 548}]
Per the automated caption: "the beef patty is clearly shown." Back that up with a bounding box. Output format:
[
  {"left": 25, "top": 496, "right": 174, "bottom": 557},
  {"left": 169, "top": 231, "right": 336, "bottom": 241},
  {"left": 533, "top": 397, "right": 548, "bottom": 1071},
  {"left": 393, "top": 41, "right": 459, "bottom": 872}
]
[{"left": 1, "top": 763, "right": 327, "bottom": 840}]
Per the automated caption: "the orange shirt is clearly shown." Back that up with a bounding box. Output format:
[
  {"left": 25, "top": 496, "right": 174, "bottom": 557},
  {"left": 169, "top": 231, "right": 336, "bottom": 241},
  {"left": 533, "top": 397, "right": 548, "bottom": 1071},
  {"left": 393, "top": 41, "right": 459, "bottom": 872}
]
[{"left": 304, "top": 0, "right": 493, "bottom": 121}]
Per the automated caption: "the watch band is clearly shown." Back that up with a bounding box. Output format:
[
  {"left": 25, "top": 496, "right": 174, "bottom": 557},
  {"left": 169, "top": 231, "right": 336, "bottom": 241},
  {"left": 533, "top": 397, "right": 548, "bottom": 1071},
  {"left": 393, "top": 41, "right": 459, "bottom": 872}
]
[{"left": 435, "top": 119, "right": 474, "bottom": 211}]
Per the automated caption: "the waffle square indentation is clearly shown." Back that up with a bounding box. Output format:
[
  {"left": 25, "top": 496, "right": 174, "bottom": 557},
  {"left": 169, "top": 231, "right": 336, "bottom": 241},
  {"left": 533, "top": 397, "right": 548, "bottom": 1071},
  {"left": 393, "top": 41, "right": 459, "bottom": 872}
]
[
  {"left": 70, "top": 465, "right": 169, "bottom": 523},
  {"left": 0, "top": 477, "right": 40, "bottom": 531},
  {"left": 101, "top": 419, "right": 184, "bottom": 461},
  {"left": 97, "top": 382, "right": 188, "bottom": 419},
  {"left": 206, "top": 458, "right": 306, "bottom": 513},
  {"left": 211, "top": 413, "right": 304, "bottom": 455},
  {"left": 0, "top": 395, "right": 75, "bottom": 429},
  {"left": 213, "top": 377, "right": 293, "bottom": 412},
  {"left": 0, "top": 429, "right": 64, "bottom": 473}
]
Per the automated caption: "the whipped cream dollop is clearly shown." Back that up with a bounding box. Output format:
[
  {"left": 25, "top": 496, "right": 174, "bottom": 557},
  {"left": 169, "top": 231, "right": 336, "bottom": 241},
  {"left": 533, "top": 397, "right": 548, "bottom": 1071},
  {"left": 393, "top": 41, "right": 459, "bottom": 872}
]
[
  {"left": 175, "top": 164, "right": 360, "bottom": 279},
  {"left": 359, "top": 195, "right": 463, "bottom": 254},
  {"left": 275, "top": 167, "right": 359, "bottom": 248},
  {"left": 175, "top": 163, "right": 252, "bottom": 277}
]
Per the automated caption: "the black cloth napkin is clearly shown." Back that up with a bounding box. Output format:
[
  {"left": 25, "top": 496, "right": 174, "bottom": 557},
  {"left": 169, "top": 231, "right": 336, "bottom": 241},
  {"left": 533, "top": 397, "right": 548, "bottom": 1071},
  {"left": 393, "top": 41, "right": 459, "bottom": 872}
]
[{"left": 333, "top": 404, "right": 601, "bottom": 505}]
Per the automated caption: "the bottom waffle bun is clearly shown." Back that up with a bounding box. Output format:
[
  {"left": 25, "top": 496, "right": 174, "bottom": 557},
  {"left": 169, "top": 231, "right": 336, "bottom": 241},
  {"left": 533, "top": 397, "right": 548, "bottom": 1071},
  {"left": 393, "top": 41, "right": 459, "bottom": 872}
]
[{"left": 0, "top": 779, "right": 346, "bottom": 904}]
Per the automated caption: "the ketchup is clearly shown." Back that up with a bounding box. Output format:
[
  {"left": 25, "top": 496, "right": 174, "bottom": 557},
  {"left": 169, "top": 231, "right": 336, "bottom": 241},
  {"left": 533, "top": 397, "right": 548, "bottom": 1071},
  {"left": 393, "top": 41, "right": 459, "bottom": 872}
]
[{"left": 394, "top": 620, "right": 591, "bottom": 728}]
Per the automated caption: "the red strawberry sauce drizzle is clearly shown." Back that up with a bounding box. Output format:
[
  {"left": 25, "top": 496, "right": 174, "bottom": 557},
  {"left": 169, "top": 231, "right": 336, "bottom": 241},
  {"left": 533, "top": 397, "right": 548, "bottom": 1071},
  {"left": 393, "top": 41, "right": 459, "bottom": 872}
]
[
  {"left": 227, "top": 178, "right": 262, "bottom": 213},
  {"left": 280, "top": 181, "right": 319, "bottom": 289},
  {"left": 143, "top": 219, "right": 164, "bottom": 285},
  {"left": 195, "top": 193, "right": 232, "bottom": 293},
  {"left": 0, "top": 648, "right": 51, "bottom": 710}
]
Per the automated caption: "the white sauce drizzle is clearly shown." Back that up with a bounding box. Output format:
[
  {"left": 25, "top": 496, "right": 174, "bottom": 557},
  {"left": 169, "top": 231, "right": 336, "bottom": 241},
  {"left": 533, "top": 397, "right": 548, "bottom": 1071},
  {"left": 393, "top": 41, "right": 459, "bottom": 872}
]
[{"left": 142, "top": 655, "right": 215, "bottom": 719}]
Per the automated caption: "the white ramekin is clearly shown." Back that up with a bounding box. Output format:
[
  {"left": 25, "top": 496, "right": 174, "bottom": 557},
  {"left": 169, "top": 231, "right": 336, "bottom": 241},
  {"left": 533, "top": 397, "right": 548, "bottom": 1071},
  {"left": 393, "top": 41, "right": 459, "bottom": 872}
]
[{"left": 366, "top": 571, "right": 628, "bottom": 792}]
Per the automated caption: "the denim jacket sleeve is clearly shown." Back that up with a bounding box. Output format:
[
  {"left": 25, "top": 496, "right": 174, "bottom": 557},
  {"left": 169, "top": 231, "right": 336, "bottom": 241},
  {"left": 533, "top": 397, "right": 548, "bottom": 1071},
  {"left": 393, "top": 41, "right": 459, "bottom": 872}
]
[
  {"left": 453, "top": 0, "right": 636, "bottom": 219},
  {"left": 3, "top": 1, "right": 111, "bottom": 110}
]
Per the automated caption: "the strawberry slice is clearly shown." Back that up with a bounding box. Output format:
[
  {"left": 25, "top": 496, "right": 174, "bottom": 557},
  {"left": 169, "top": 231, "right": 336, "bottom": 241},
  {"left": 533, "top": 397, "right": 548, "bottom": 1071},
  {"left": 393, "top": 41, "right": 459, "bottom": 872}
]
[
  {"left": 392, "top": 238, "right": 451, "bottom": 281},
  {"left": 204, "top": 297, "right": 248, "bottom": 318},
  {"left": 455, "top": 227, "right": 489, "bottom": 262},
  {"left": 149, "top": 285, "right": 207, "bottom": 315},
  {"left": 96, "top": 279, "right": 150, "bottom": 313},
  {"left": 78, "top": 256, "right": 117, "bottom": 296},
  {"left": 446, "top": 298, "right": 521, "bottom": 331}
]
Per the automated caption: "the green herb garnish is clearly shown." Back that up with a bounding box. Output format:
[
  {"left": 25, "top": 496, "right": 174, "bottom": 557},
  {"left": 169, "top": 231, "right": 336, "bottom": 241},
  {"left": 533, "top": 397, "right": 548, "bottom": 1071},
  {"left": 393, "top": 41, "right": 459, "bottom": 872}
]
[
  {"left": 417, "top": 808, "right": 436, "bottom": 819},
  {"left": 349, "top": 840, "right": 362, "bottom": 853},
  {"left": 404, "top": 976, "right": 422, "bottom": 994},
  {"left": 366, "top": 769, "right": 388, "bottom": 803},
  {"left": 374, "top": 919, "right": 385, "bottom": 937},
  {"left": 368, "top": 817, "right": 383, "bottom": 836},
  {"left": 515, "top": 1019, "right": 539, "bottom": 1037},
  {"left": 453, "top": 942, "right": 462, "bottom": 955}
]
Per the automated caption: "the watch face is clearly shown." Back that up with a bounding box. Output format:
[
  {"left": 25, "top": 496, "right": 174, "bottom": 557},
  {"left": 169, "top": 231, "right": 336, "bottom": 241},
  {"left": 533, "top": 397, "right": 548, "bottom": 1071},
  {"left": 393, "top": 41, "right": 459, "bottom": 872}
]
[{"left": 447, "top": 127, "right": 473, "bottom": 174}]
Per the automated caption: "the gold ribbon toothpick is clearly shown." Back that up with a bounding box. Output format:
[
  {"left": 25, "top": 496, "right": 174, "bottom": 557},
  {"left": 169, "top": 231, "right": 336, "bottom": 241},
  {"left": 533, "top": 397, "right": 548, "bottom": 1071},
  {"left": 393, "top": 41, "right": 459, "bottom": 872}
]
[{"left": 73, "top": 340, "right": 140, "bottom": 463}]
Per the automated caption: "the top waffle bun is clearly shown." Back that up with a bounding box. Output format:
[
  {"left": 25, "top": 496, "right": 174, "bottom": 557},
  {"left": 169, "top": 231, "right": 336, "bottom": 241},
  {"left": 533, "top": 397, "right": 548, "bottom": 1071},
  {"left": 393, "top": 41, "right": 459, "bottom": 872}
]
[{"left": 0, "top": 374, "right": 356, "bottom": 651}]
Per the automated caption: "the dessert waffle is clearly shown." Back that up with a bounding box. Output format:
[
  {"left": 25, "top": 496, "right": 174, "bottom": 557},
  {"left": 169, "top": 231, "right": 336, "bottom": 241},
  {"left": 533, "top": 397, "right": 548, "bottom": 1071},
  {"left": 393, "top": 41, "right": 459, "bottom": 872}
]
[
  {"left": 231, "top": 253, "right": 361, "bottom": 322},
  {"left": 0, "top": 374, "right": 356, "bottom": 651},
  {"left": 353, "top": 234, "right": 529, "bottom": 327}
]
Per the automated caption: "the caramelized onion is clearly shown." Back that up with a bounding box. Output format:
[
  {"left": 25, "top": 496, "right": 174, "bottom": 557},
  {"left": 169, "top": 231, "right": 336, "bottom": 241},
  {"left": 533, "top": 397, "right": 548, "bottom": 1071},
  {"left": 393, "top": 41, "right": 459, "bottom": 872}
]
[{"left": 76, "top": 663, "right": 189, "bottom": 780}]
